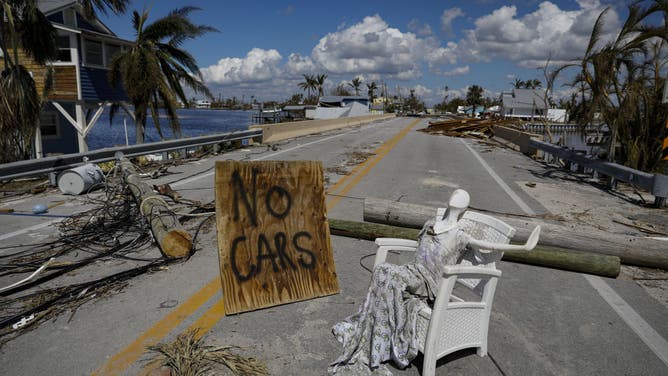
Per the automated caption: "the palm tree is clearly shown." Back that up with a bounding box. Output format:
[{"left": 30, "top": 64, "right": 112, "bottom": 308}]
[
  {"left": 315, "top": 73, "right": 327, "bottom": 97},
  {"left": 298, "top": 74, "right": 316, "bottom": 103},
  {"left": 332, "top": 83, "right": 352, "bottom": 96},
  {"left": 465, "top": 85, "right": 484, "bottom": 117},
  {"left": 565, "top": 1, "right": 668, "bottom": 165},
  {"left": 348, "top": 77, "right": 362, "bottom": 96},
  {"left": 0, "top": 0, "right": 128, "bottom": 162},
  {"left": 512, "top": 78, "right": 525, "bottom": 89},
  {"left": 109, "top": 7, "right": 216, "bottom": 144},
  {"left": 366, "top": 82, "right": 378, "bottom": 101}
]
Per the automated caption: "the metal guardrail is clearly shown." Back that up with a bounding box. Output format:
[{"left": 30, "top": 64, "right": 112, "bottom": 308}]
[
  {"left": 0, "top": 129, "right": 262, "bottom": 181},
  {"left": 529, "top": 138, "right": 668, "bottom": 206}
]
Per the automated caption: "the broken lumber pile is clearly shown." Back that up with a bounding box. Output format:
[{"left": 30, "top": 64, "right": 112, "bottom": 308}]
[
  {"left": 421, "top": 118, "right": 519, "bottom": 139},
  {"left": 362, "top": 197, "right": 668, "bottom": 271},
  {"left": 328, "top": 218, "right": 620, "bottom": 277}
]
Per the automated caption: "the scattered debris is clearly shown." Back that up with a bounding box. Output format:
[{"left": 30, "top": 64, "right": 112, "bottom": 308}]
[
  {"left": 145, "top": 330, "right": 269, "bottom": 376},
  {"left": 612, "top": 219, "right": 667, "bottom": 236},
  {"left": 419, "top": 118, "right": 521, "bottom": 139},
  {"left": 0, "top": 161, "right": 212, "bottom": 345}
]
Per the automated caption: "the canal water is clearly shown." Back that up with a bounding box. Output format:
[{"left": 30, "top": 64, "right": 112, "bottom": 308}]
[{"left": 86, "top": 109, "right": 253, "bottom": 150}]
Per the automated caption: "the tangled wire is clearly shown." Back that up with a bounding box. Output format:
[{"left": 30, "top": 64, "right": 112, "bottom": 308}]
[{"left": 0, "top": 165, "right": 213, "bottom": 346}]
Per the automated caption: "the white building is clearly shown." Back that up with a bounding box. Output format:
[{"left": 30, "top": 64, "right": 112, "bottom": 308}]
[
  {"left": 500, "top": 89, "right": 548, "bottom": 120},
  {"left": 195, "top": 100, "right": 211, "bottom": 109},
  {"left": 306, "top": 96, "right": 370, "bottom": 119}
]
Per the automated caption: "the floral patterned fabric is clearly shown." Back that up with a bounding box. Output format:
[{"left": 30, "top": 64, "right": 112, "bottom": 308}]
[{"left": 329, "top": 220, "right": 469, "bottom": 375}]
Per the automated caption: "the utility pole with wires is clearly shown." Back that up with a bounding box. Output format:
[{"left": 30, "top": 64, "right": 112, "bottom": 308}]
[{"left": 662, "top": 74, "right": 668, "bottom": 161}]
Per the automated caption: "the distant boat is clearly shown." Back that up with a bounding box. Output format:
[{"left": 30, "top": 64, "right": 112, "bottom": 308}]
[{"left": 195, "top": 100, "right": 211, "bottom": 109}]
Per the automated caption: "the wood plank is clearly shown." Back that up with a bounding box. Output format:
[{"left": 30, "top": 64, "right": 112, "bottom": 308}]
[{"left": 215, "top": 160, "right": 339, "bottom": 314}]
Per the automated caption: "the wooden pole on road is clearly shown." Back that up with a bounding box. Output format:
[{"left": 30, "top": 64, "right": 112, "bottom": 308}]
[
  {"left": 362, "top": 197, "right": 667, "bottom": 271},
  {"left": 119, "top": 157, "right": 192, "bottom": 259},
  {"left": 328, "top": 218, "right": 620, "bottom": 277}
]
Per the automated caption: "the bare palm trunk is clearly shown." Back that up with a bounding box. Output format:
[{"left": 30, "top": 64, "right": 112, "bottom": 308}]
[{"left": 134, "top": 104, "right": 147, "bottom": 144}]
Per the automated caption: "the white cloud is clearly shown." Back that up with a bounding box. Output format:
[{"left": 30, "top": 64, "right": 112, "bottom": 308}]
[
  {"left": 408, "top": 18, "right": 433, "bottom": 36},
  {"left": 311, "top": 15, "right": 426, "bottom": 80},
  {"left": 412, "top": 84, "right": 433, "bottom": 98},
  {"left": 201, "top": 48, "right": 283, "bottom": 85},
  {"left": 285, "top": 53, "right": 318, "bottom": 75},
  {"left": 441, "top": 7, "right": 464, "bottom": 35},
  {"left": 442, "top": 65, "right": 470, "bottom": 76},
  {"left": 455, "top": 0, "right": 620, "bottom": 66},
  {"left": 426, "top": 41, "right": 459, "bottom": 67}
]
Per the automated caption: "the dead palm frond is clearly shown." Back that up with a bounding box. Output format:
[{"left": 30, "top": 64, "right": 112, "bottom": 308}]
[{"left": 145, "top": 329, "right": 269, "bottom": 376}]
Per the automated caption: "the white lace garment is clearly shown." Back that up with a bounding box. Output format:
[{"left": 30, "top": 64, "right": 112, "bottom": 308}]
[{"left": 329, "top": 219, "right": 469, "bottom": 375}]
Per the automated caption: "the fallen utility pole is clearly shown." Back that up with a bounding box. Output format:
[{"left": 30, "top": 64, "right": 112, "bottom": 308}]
[
  {"left": 119, "top": 157, "right": 192, "bottom": 259},
  {"left": 363, "top": 198, "right": 667, "bottom": 271},
  {"left": 329, "top": 218, "right": 620, "bottom": 278}
]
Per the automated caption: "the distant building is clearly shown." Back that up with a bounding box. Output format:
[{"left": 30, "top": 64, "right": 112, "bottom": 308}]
[
  {"left": 500, "top": 89, "right": 548, "bottom": 120},
  {"left": 457, "top": 105, "right": 486, "bottom": 117},
  {"left": 283, "top": 105, "right": 316, "bottom": 121},
  {"left": 195, "top": 100, "right": 211, "bottom": 109},
  {"left": 0, "top": 0, "right": 132, "bottom": 157},
  {"left": 547, "top": 108, "right": 568, "bottom": 123},
  {"left": 308, "top": 96, "right": 370, "bottom": 119}
]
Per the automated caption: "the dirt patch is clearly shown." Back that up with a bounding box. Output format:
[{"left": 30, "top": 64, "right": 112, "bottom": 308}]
[
  {"left": 324, "top": 149, "right": 376, "bottom": 178},
  {"left": 517, "top": 176, "right": 668, "bottom": 305}
]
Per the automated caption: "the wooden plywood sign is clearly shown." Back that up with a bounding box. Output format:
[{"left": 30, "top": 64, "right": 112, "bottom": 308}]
[{"left": 215, "top": 160, "right": 339, "bottom": 314}]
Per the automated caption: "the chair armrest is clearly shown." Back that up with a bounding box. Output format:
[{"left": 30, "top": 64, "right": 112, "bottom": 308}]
[
  {"left": 374, "top": 238, "right": 418, "bottom": 247},
  {"left": 373, "top": 238, "right": 418, "bottom": 267},
  {"left": 442, "top": 265, "right": 502, "bottom": 278}
]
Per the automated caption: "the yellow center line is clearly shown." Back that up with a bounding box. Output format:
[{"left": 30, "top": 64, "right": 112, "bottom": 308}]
[
  {"left": 92, "top": 277, "right": 221, "bottom": 375},
  {"left": 177, "top": 118, "right": 420, "bottom": 340},
  {"left": 96, "top": 118, "right": 420, "bottom": 375},
  {"left": 326, "top": 118, "right": 420, "bottom": 209}
]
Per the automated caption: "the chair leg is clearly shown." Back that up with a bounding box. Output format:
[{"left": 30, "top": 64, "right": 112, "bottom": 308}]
[{"left": 422, "top": 349, "right": 437, "bottom": 376}]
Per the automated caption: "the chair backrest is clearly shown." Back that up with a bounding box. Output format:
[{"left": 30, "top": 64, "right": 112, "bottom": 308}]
[
  {"left": 460, "top": 211, "right": 516, "bottom": 245},
  {"left": 456, "top": 211, "right": 515, "bottom": 291}
]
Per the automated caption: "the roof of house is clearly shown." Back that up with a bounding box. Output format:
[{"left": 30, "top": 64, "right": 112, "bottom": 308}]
[
  {"left": 40, "top": 0, "right": 119, "bottom": 38},
  {"left": 38, "top": 0, "right": 78, "bottom": 14},
  {"left": 319, "top": 96, "right": 369, "bottom": 103},
  {"left": 284, "top": 105, "right": 317, "bottom": 111},
  {"left": 502, "top": 89, "right": 547, "bottom": 109}
]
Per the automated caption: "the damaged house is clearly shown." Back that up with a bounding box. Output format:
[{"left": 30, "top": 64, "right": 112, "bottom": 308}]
[{"left": 1, "top": 0, "right": 130, "bottom": 158}]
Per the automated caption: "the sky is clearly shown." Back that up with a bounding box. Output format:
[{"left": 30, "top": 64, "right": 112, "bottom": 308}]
[{"left": 96, "top": 0, "right": 648, "bottom": 106}]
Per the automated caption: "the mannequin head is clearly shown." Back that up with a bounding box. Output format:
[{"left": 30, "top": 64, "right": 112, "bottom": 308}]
[{"left": 434, "top": 189, "right": 471, "bottom": 234}]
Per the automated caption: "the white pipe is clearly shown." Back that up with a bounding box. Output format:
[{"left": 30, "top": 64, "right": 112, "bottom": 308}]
[{"left": 0, "top": 258, "right": 55, "bottom": 293}]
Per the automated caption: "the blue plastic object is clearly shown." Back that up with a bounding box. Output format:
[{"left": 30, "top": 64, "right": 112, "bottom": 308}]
[{"left": 32, "top": 204, "right": 48, "bottom": 214}]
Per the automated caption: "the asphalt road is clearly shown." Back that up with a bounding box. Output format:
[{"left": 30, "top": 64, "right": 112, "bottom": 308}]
[{"left": 0, "top": 116, "right": 666, "bottom": 375}]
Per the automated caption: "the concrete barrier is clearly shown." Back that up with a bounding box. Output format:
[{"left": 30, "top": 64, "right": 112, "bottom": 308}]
[
  {"left": 250, "top": 114, "right": 396, "bottom": 143},
  {"left": 493, "top": 126, "right": 543, "bottom": 156}
]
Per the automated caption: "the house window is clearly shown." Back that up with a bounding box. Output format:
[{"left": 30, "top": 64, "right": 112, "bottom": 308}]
[
  {"left": 40, "top": 112, "right": 59, "bottom": 138},
  {"left": 57, "top": 35, "right": 72, "bottom": 62},
  {"left": 105, "top": 44, "right": 121, "bottom": 66},
  {"left": 84, "top": 39, "right": 103, "bottom": 66}
]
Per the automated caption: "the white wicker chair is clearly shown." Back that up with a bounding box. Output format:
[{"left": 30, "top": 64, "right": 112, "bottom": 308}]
[{"left": 372, "top": 210, "right": 518, "bottom": 376}]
